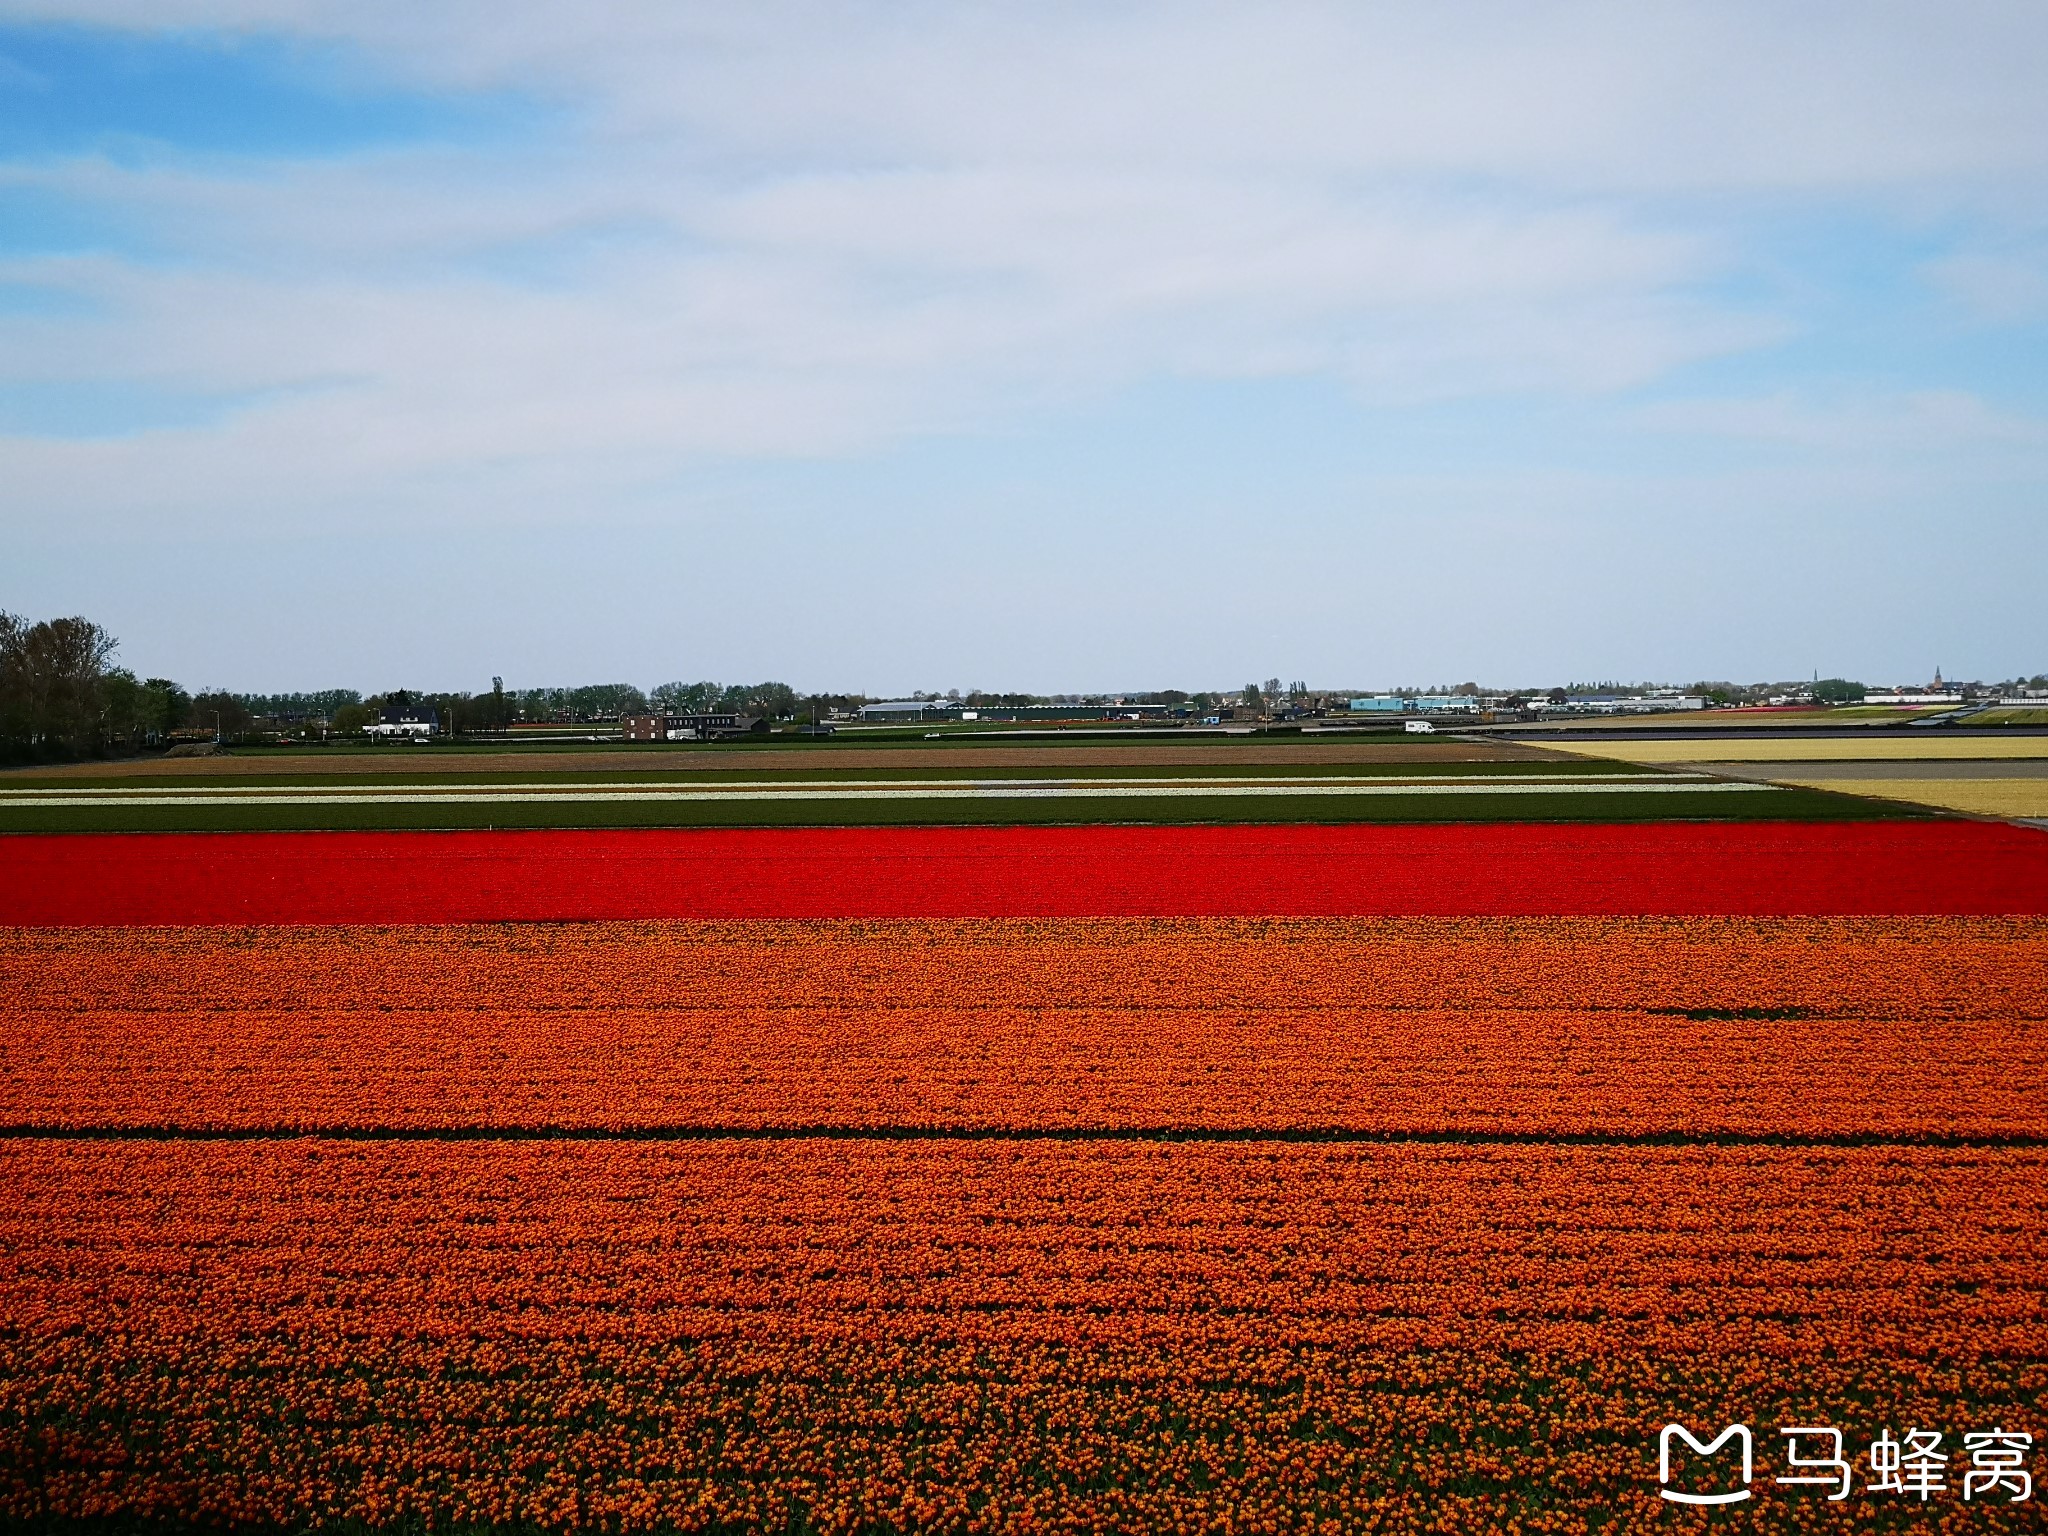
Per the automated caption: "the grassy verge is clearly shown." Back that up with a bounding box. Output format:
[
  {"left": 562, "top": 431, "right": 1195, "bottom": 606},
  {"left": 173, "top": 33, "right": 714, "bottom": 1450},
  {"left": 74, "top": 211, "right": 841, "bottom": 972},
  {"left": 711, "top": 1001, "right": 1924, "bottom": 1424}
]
[
  {"left": 1, "top": 760, "right": 1651, "bottom": 791},
  {"left": 1511, "top": 707, "right": 1937, "bottom": 731},
  {"left": 0, "top": 786, "right": 1919, "bottom": 833},
  {"left": 218, "top": 726, "right": 1432, "bottom": 754}
]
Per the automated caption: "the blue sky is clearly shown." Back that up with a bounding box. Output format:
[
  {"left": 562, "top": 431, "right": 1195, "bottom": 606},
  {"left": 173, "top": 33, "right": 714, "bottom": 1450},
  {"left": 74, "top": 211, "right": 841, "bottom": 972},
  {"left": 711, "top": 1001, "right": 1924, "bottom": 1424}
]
[{"left": 2, "top": 2, "right": 2045, "bottom": 693}]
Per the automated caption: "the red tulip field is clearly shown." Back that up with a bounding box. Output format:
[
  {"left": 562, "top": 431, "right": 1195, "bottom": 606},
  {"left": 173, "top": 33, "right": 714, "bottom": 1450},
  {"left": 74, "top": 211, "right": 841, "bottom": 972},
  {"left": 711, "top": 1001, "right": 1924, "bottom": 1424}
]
[{"left": 2, "top": 823, "right": 2044, "bottom": 1531}]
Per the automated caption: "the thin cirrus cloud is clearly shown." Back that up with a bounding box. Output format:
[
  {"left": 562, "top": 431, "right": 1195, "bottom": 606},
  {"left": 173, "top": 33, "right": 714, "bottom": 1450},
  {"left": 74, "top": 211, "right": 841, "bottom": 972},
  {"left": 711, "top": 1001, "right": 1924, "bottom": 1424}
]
[{"left": 1, "top": 1, "right": 2046, "bottom": 686}]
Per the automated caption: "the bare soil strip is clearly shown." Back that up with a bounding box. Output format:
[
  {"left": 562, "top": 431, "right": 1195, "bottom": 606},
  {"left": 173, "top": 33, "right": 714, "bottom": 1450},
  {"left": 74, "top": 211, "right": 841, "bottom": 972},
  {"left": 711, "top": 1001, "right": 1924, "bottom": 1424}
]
[
  {"left": 1, "top": 777, "right": 1763, "bottom": 809},
  {"left": 5, "top": 739, "right": 1565, "bottom": 779}
]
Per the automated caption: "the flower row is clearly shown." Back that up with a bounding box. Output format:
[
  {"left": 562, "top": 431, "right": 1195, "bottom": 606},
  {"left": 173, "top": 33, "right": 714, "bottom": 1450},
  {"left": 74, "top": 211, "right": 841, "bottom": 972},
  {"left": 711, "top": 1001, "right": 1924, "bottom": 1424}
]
[{"left": 4, "top": 1139, "right": 2041, "bottom": 1533}]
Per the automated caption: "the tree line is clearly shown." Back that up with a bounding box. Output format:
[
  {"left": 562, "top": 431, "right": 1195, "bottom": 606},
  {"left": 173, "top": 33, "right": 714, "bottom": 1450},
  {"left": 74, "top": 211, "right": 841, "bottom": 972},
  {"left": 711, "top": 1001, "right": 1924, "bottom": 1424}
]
[
  {"left": 172, "top": 679, "right": 822, "bottom": 742},
  {"left": 0, "top": 610, "right": 829, "bottom": 761},
  {"left": 0, "top": 613, "right": 188, "bottom": 762}
]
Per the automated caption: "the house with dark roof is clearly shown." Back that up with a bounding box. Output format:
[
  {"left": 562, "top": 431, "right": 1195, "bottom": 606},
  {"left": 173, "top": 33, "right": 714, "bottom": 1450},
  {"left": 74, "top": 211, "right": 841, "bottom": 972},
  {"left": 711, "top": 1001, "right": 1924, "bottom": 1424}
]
[{"left": 367, "top": 702, "right": 439, "bottom": 738}]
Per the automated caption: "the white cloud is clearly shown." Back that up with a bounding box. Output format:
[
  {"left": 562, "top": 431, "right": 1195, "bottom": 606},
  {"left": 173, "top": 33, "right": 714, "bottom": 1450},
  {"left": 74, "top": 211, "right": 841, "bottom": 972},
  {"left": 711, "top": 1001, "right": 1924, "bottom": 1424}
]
[
  {"left": 0, "top": 154, "right": 1751, "bottom": 535},
  {"left": 16, "top": 1, "right": 2048, "bottom": 189},
  {"left": 1, "top": 1, "right": 2046, "bottom": 543}
]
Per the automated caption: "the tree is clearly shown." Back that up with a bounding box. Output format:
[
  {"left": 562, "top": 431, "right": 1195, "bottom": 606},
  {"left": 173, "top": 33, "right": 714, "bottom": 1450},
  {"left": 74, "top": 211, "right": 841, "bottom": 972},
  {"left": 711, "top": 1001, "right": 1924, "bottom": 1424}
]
[
  {"left": 100, "top": 670, "right": 159, "bottom": 747},
  {"left": 189, "top": 691, "right": 255, "bottom": 741},
  {"left": 652, "top": 680, "right": 795, "bottom": 719},
  {"left": 235, "top": 689, "right": 360, "bottom": 725},
  {"left": 1812, "top": 678, "right": 1865, "bottom": 704},
  {"left": 0, "top": 611, "right": 120, "bottom": 760},
  {"left": 739, "top": 681, "right": 798, "bottom": 719},
  {"left": 652, "top": 681, "right": 722, "bottom": 713},
  {"left": 568, "top": 683, "right": 646, "bottom": 718},
  {"left": 142, "top": 679, "right": 192, "bottom": 741}
]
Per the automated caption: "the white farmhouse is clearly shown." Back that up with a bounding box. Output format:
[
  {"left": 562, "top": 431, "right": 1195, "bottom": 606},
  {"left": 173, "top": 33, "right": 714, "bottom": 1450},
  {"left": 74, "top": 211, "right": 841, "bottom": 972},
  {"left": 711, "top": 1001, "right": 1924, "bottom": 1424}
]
[{"left": 366, "top": 702, "right": 439, "bottom": 738}]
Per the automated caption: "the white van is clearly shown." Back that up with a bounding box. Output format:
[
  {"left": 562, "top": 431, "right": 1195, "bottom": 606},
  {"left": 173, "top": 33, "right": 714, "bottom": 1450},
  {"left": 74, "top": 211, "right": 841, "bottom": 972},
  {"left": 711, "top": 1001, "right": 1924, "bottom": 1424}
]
[{"left": 1404, "top": 719, "right": 1436, "bottom": 734}]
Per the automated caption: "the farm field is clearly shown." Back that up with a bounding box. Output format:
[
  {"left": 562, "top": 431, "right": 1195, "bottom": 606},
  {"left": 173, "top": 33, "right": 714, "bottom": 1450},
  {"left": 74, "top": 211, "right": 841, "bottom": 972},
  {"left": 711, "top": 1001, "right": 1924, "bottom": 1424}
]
[
  {"left": 0, "top": 759, "right": 1616, "bottom": 790},
  {"left": 0, "top": 757, "right": 1875, "bottom": 832},
  {"left": 1769, "top": 776, "right": 2048, "bottom": 821},
  {"left": 0, "top": 736, "right": 1561, "bottom": 780},
  {"left": 5, "top": 1137, "right": 2041, "bottom": 1533},
  {"left": 6, "top": 822, "right": 2046, "bottom": 925},
  {"left": 1516, "top": 705, "right": 1925, "bottom": 729},
  {"left": 8, "top": 916, "right": 2047, "bottom": 1139},
  {"left": 1698, "top": 762, "right": 2048, "bottom": 822},
  {"left": 4, "top": 821, "right": 2045, "bottom": 1531},
  {"left": 1532, "top": 734, "right": 2048, "bottom": 763},
  {"left": 1527, "top": 732, "right": 2048, "bottom": 821}
]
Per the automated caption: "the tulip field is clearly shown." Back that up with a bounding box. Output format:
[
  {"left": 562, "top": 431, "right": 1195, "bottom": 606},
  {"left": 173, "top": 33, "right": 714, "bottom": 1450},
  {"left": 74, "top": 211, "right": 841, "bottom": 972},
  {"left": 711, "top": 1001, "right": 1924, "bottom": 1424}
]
[{"left": 3, "top": 820, "right": 2047, "bottom": 1532}]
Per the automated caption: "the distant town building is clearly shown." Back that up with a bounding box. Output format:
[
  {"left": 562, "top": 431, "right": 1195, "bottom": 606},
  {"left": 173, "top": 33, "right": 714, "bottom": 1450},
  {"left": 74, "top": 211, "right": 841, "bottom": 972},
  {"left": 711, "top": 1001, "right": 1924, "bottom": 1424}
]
[
  {"left": 857, "top": 700, "right": 949, "bottom": 722},
  {"left": 1542, "top": 694, "right": 1707, "bottom": 713},
  {"left": 1348, "top": 694, "right": 1507, "bottom": 715},
  {"left": 1865, "top": 669, "right": 1964, "bottom": 705},
  {"left": 856, "top": 700, "right": 1185, "bottom": 724},
  {"left": 620, "top": 712, "right": 765, "bottom": 741}
]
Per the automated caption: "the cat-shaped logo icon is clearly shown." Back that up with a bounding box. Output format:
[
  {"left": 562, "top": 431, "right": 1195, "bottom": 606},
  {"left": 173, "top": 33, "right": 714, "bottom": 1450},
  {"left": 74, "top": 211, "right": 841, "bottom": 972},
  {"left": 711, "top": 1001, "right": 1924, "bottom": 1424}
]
[{"left": 1659, "top": 1423, "right": 1753, "bottom": 1505}]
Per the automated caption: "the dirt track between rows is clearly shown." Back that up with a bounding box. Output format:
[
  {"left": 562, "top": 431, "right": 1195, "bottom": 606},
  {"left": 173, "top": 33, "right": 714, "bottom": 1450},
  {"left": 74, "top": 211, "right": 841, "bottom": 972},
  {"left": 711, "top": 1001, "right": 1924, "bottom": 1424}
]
[{"left": 9, "top": 739, "right": 1568, "bottom": 778}]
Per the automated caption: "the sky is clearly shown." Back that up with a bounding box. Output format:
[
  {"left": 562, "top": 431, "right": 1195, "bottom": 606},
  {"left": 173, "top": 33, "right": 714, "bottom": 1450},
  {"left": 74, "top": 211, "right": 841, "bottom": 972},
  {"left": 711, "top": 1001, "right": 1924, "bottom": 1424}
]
[{"left": 2, "top": 2, "right": 2045, "bottom": 695}]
